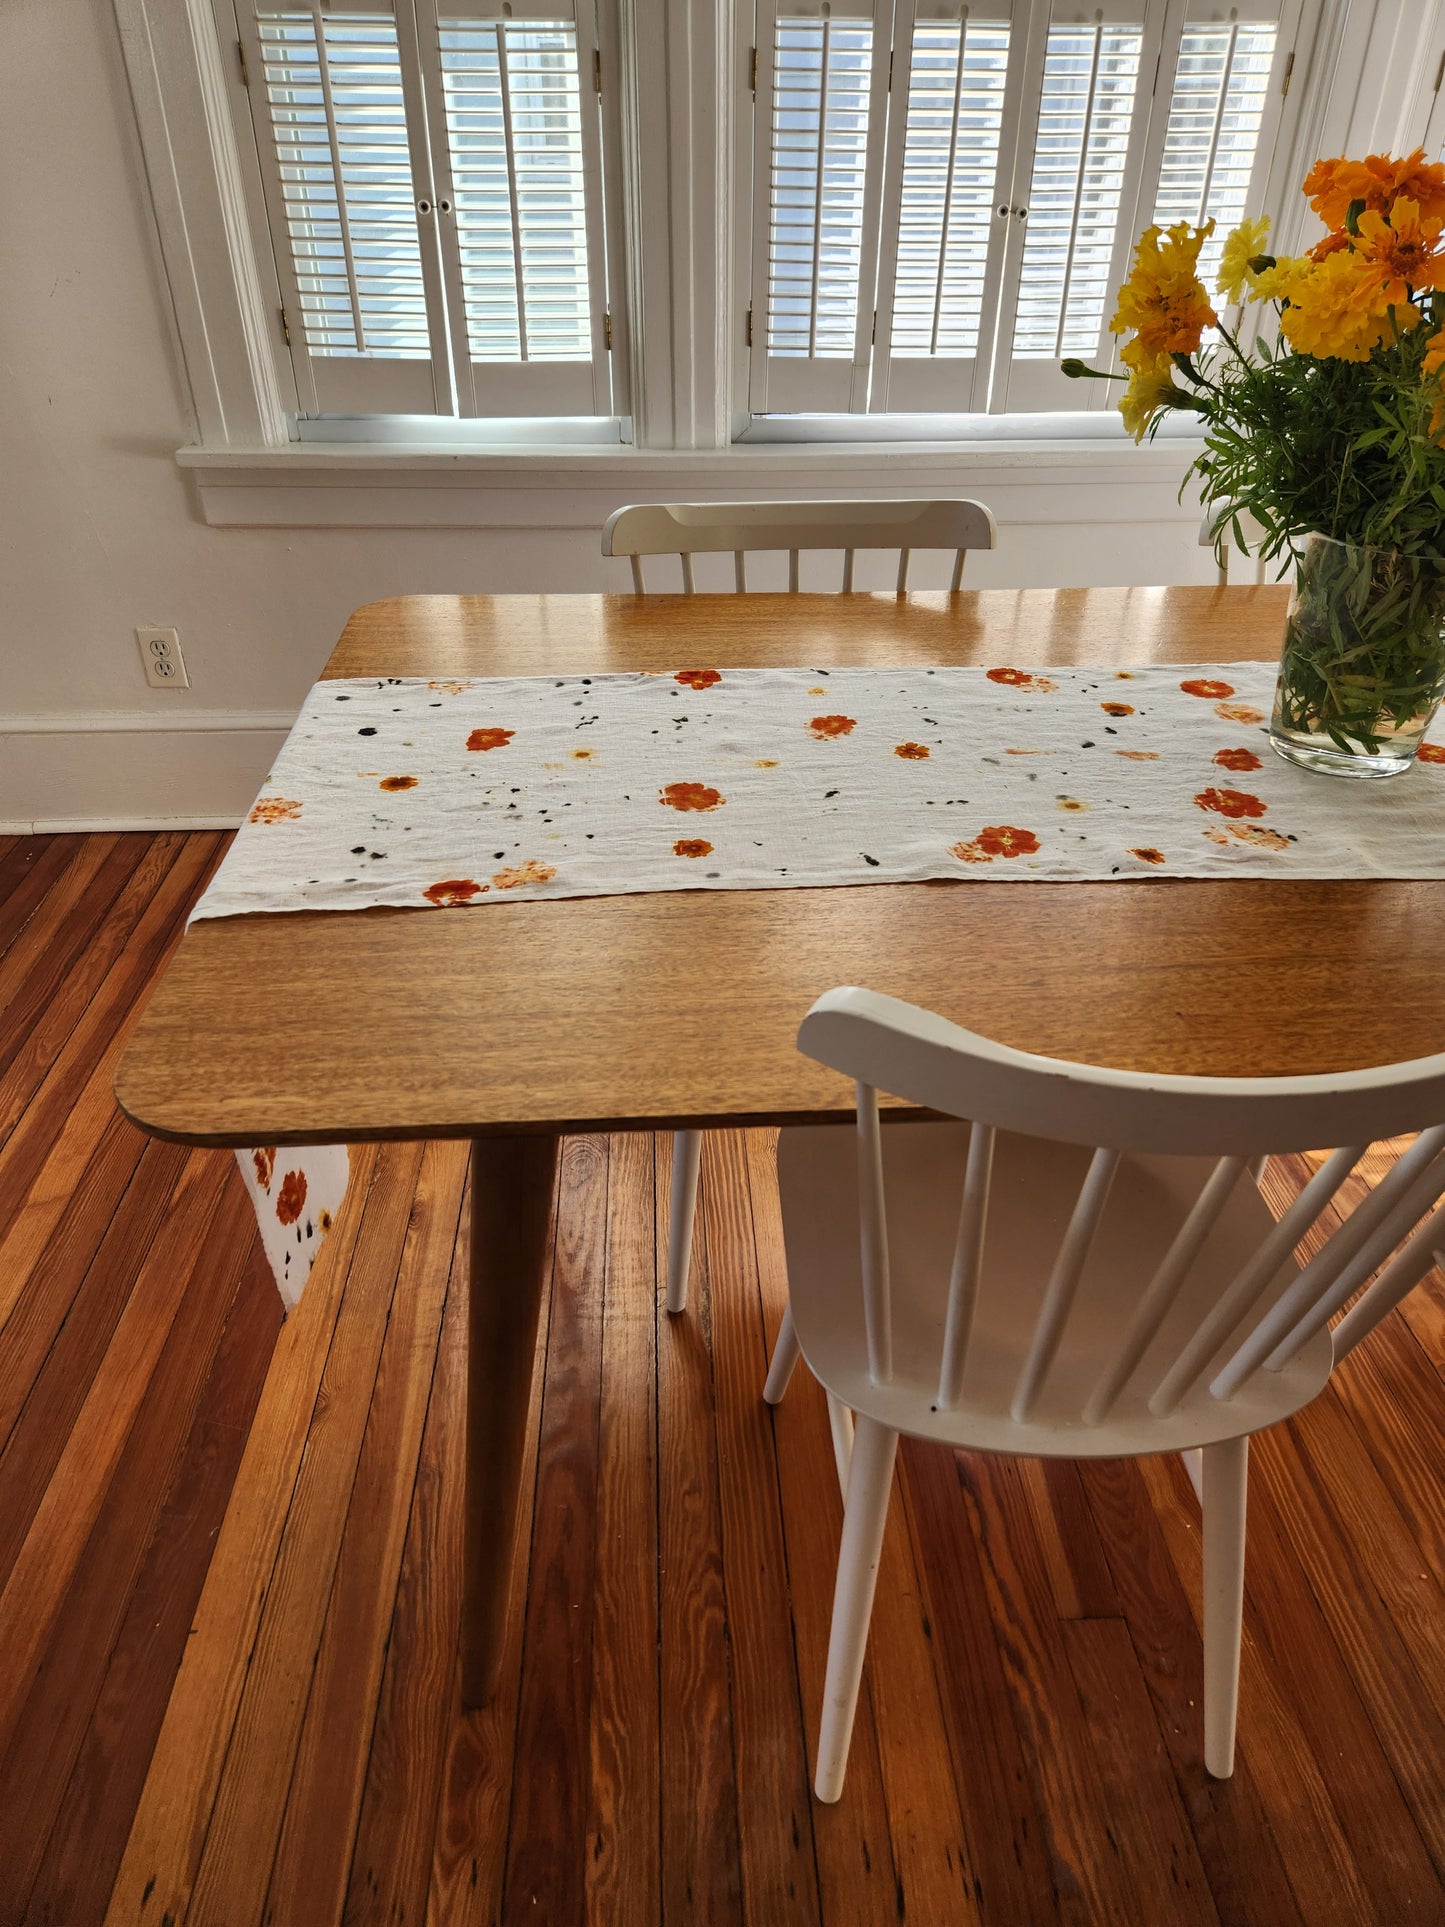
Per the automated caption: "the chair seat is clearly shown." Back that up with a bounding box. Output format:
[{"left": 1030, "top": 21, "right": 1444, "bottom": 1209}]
[{"left": 778, "top": 1119, "right": 1334, "bottom": 1458}]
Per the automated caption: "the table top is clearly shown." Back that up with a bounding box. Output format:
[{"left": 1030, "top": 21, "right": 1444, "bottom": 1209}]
[{"left": 114, "top": 586, "right": 1445, "bottom": 1147}]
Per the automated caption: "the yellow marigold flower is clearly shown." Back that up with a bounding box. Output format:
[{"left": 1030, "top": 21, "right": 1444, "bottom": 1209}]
[
  {"left": 1423, "top": 326, "right": 1445, "bottom": 379},
  {"left": 1350, "top": 198, "right": 1445, "bottom": 309},
  {"left": 1119, "top": 362, "right": 1183, "bottom": 442},
  {"left": 1216, "top": 217, "right": 1272, "bottom": 302},
  {"left": 1278, "top": 249, "right": 1420, "bottom": 361},
  {"left": 1305, "top": 148, "right": 1445, "bottom": 230},
  {"left": 1249, "top": 258, "right": 1302, "bottom": 304},
  {"left": 1111, "top": 220, "right": 1218, "bottom": 359}
]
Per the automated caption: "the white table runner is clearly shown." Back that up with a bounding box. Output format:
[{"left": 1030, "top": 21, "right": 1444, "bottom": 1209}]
[
  {"left": 195, "top": 664, "right": 1445, "bottom": 924},
  {"left": 203, "top": 661, "right": 1445, "bottom": 1307}
]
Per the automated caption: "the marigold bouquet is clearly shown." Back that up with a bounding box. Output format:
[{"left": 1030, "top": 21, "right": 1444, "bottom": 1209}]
[{"left": 1065, "top": 148, "right": 1445, "bottom": 771}]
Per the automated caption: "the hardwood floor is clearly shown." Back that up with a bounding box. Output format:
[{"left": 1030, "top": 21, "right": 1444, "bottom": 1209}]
[{"left": 0, "top": 831, "right": 1442, "bottom": 1926}]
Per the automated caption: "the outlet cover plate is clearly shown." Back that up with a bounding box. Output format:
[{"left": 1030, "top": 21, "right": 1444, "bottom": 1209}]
[{"left": 137, "top": 626, "right": 190, "bottom": 689}]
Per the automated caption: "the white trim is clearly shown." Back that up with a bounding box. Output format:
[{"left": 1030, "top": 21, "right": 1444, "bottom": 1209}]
[
  {"left": 5, "top": 710, "right": 296, "bottom": 735},
  {"left": 0, "top": 818, "right": 245, "bottom": 836}
]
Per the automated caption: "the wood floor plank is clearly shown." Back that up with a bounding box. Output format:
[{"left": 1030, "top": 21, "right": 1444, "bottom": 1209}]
[
  {"left": 103, "top": 1144, "right": 382, "bottom": 1927},
  {"left": 27, "top": 1248, "right": 281, "bottom": 1927},
  {"left": 262, "top": 1139, "right": 467, "bottom": 1927},
  {"left": 585, "top": 1130, "right": 661, "bottom": 1927},
  {"left": 183, "top": 1141, "right": 427, "bottom": 1927},
  {"left": 0, "top": 835, "right": 70, "bottom": 960},
  {"left": 654, "top": 1132, "right": 745, "bottom": 1927},
  {"left": 501, "top": 1135, "right": 610, "bottom": 1925},
  {"left": 0, "top": 1171, "right": 259, "bottom": 1918}
]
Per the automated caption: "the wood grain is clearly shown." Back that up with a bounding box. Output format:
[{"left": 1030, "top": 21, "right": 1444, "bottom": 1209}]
[{"left": 115, "top": 586, "right": 1445, "bottom": 1151}]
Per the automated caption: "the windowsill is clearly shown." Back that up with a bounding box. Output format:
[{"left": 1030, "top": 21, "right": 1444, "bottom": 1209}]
[{"left": 176, "top": 425, "right": 1207, "bottom": 530}]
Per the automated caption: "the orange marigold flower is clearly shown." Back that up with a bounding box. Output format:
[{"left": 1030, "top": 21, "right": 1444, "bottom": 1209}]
[
  {"left": 952, "top": 825, "right": 1041, "bottom": 865},
  {"left": 1181, "top": 678, "right": 1235, "bottom": 698},
  {"left": 1214, "top": 747, "right": 1263, "bottom": 772},
  {"left": 660, "top": 782, "right": 724, "bottom": 811},
  {"left": 985, "top": 668, "right": 1059, "bottom": 692},
  {"left": 423, "top": 877, "right": 487, "bottom": 905},
  {"left": 1216, "top": 701, "right": 1265, "bottom": 724},
  {"left": 253, "top": 1147, "right": 276, "bottom": 1188},
  {"left": 894, "top": 741, "right": 930, "bottom": 759},
  {"left": 1306, "top": 149, "right": 1445, "bottom": 229},
  {"left": 673, "top": 838, "right": 714, "bottom": 857},
  {"left": 1195, "top": 786, "right": 1267, "bottom": 820},
  {"left": 379, "top": 775, "right": 417, "bottom": 791},
  {"left": 1130, "top": 847, "right": 1166, "bottom": 865},
  {"left": 275, "top": 1170, "right": 307, "bottom": 1227},
  {"left": 1110, "top": 220, "right": 1218, "bottom": 359},
  {"left": 1417, "top": 743, "right": 1445, "bottom": 764},
  {"left": 1307, "top": 228, "right": 1353, "bottom": 262},
  {"left": 492, "top": 859, "right": 557, "bottom": 890},
  {"left": 1101, "top": 702, "right": 1135, "bottom": 716},
  {"left": 1351, "top": 200, "right": 1445, "bottom": 310},
  {"left": 248, "top": 797, "right": 302, "bottom": 824},
  {"left": 675, "top": 669, "right": 722, "bottom": 690},
  {"left": 808, "top": 715, "right": 857, "bottom": 738},
  {"left": 466, "top": 727, "right": 515, "bottom": 752}
]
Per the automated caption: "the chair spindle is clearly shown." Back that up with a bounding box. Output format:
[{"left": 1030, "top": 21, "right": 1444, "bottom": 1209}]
[
  {"left": 1332, "top": 1197, "right": 1445, "bottom": 1360},
  {"left": 735, "top": 550, "right": 747, "bottom": 592},
  {"left": 789, "top": 549, "right": 800, "bottom": 593},
  {"left": 896, "top": 548, "right": 911, "bottom": 593},
  {"left": 935, "top": 1122, "right": 995, "bottom": 1409},
  {"left": 949, "top": 549, "right": 965, "bottom": 592},
  {"left": 855, "top": 1081, "right": 893, "bottom": 1384},
  {"left": 630, "top": 554, "right": 646, "bottom": 594},
  {"left": 680, "top": 552, "right": 695, "bottom": 594},
  {"left": 1011, "top": 1147, "right": 1120, "bottom": 1423},
  {"left": 842, "top": 548, "right": 855, "bottom": 592}
]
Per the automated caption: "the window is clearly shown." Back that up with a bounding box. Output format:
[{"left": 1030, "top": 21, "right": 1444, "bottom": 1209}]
[
  {"left": 746, "top": 0, "right": 1306, "bottom": 418},
  {"left": 234, "top": 0, "right": 622, "bottom": 420}
]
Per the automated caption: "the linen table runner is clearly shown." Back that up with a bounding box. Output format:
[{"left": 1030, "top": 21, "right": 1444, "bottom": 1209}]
[{"left": 196, "top": 664, "right": 1445, "bottom": 922}]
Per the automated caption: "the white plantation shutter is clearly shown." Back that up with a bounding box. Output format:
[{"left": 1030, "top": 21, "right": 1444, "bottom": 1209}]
[
  {"left": 235, "top": 0, "right": 618, "bottom": 419},
  {"left": 746, "top": 0, "right": 1310, "bottom": 418}
]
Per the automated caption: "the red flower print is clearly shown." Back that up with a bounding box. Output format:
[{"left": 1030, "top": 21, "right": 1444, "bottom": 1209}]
[
  {"left": 1195, "top": 786, "right": 1267, "bottom": 819},
  {"left": 675, "top": 668, "right": 722, "bottom": 690},
  {"left": 467, "top": 727, "right": 515, "bottom": 752},
  {"left": 894, "top": 742, "right": 930, "bottom": 759},
  {"left": 493, "top": 859, "right": 557, "bottom": 890},
  {"left": 986, "top": 668, "right": 1059, "bottom": 692},
  {"left": 1130, "top": 847, "right": 1166, "bottom": 865},
  {"left": 253, "top": 1147, "right": 276, "bottom": 1188},
  {"left": 275, "top": 1170, "right": 307, "bottom": 1227},
  {"left": 951, "top": 825, "right": 1041, "bottom": 864},
  {"left": 424, "top": 878, "right": 488, "bottom": 906},
  {"left": 1214, "top": 747, "right": 1263, "bottom": 772},
  {"left": 661, "top": 782, "right": 725, "bottom": 811},
  {"left": 1181, "top": 678, "right": 1236, "bottom": 699},
  {"left": 1101, "top": 702, "right": 1135, "bottom": 716},
  {"left": 379, "top": 775, "right": 418, "bottom": 791},
  {"left": 673, "top": 838, "right": 713, "bottom": 858},
  {"left": 1215, "top": 701, "right": 1264, "bottom": 725},
  {"left": 808, "top": 715, "right": 857, "bottom": 739},
  {"left": 1418, "top": 743, "right": 1445, "bottom": 764},
  {"left": 248, "top": 797, "right": 302, "bottom": 824}
]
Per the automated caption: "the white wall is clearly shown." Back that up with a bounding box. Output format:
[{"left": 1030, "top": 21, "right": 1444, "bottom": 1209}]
[{"left": 0, "top": 0, "right": 1221, "bottom": 831}]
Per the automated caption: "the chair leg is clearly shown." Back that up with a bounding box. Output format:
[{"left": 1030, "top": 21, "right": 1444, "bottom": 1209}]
[
  {"left": 1202, "top": 1434, "right": 1249, "bottom": 1779},
  {"left": 815, "top": 1415, "right": 899, "bottom": 1803},
  {"left": 764, "top": 1301, "right": 800, "bottom": 1404},
  {"left": 666, "top": 1129, "right": 702, "bottom": 1314},
  {"left": 826, "top": 1390, "right": 855, "bottom": 1496}
]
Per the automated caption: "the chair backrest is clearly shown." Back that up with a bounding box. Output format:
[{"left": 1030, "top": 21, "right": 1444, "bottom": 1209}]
[
  {"left": 1199, "top": 505, "right": 1271, "bottom": 586},
  {"left": 797, "top": 985, "right": 1445, "bottom": 1429},
  {"left": 602, "top": 498, "right": 996, "bottom": 594}
]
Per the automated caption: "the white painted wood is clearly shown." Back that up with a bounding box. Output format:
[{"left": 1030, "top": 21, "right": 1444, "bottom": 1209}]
[
  {"left": 825, "top": 1391, "right": 856, "bottom": 1496},
  {"left": 665, "top": 1128, "right": 702, "bottom": 1313},
  {"left": 813, "top": 1414, "right": 898, "bottom": 1803},
  {"left": 766, "top": 980, "right": 1445, "bottom": 1798},
  {"left": 764, "top": 1302, "right": 800, "bottom": 1404},
  {"left": 1202, "top": 1434, "right": 1248, "bottom": 1777},
  {"left": 1199, "top": 506, "right": 1273, "bottom": 586},
  {"left": 1181, "top": 1447, "right": 1205, "bottom": 1504}
]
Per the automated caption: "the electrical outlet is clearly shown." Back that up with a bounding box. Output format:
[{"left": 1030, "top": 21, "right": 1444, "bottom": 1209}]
[{"left": 136, "top": 626, "right": 190, "bottom": 689}]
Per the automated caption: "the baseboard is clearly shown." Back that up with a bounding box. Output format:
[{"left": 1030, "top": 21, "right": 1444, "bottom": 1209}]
[{"left": 0, "top": 713, "right": 289, "bottom": 831}]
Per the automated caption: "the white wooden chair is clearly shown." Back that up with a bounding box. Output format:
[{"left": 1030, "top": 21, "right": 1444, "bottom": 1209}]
[
  {"left": 602, "top": 498, "right": 998, "bottom": 1314},
  {"left": 1200, "top": 505, "right": 1271, "bottom": 586},
  {"left": 763, "top": 985, "right": 1445, "bottom": 1802}
]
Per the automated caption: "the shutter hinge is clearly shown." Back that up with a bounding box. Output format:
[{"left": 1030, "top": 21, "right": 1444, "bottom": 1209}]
[
  {"left": 888, "top": 50, "right": 894, "bottom": 90},
  {"left": 871, "top": 309, "right": 877, "bottom": 344},
  {"left": 604, "top": 310, "right": 612, "bottom": 350},
  {"left": 1434, "top": 49, "right": 1445, "bottom": 94},
  {"left": 279, "top": 305, "right": 291, "bottom": 346},
  {"left": 750, "top": 45, "right": 758, "bottom": 96},
  {"left": 746, "top": 304, "right": 753, "bottom": 347},
  {"left": 1281, "top": 50, "right": 1295, "bottom": 97},
  {"left": 1151, "top": 51, "right": 1161, "bottom": 97},
  {"left": 593, "top": 48, "right": 602, "bottom": 96},
  {"left": 237, "top": 39, "right": 250, "bottom": 87}
]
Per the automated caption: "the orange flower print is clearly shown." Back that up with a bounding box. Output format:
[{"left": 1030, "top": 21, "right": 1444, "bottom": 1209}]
[
  {"left": 428, "top": 679, "right": 474, "bottom": 695},
  {"left": 467, "top": 727, "right": 515, "bottom": 752},
  {"left": 1195, "top": 786, "right": 1267, "bottom": 820},
  {"left": 1116, "top": 750, "right": 1159, "bottom": 761},
  {"left": 248, "top": 797, "right": 302, "bottom": 824},
  {"left": 987, "top": 668, "right": 1059, "bottom": 692},
  {"left": 571, "top": 748, "right": 595, "bottom": 761},
  {"left": 1215, "top": 701, "right": 1264, "bottom": 725},
  {"left": 275, "top": 1170, "right": 307, "bottom": 1227},
  {"left": 1057, "top": 798, "right": 1088, "bottom": 812},
  {"left": 808, "top": 715, "right": 857, "bottom": 739},
  {"left": 894, "top": 742, "right": 930, "bottom": 759},
  {"left": 661, "top": 782, "right": 725, "bottom": 811},
  {"left": 318, "top": 1208, "right": 333, "bottom": 1232},
  {"left": 1225, "top": 823, "right": 1290, "bottom": 851},
  {"left": 951, "top": 825, "right": 1041, "bottom": 864},
  {"left": 253, "top": 1147, "right": 276, "bottom": 1188},
  {"left": 379, "top": 775, "right": 418, "bottom": 791},
  {"left": 1131, "top": 847, "right": 1166, "bottom": 865},
  {"left": 675, "top": 668, "right": 722, "bottom": 690},
  {"left": 673, "top": 838, "right": 713, "bottom": 858},
  {"left": 493, "top": 858, "right": 557, "bottom": 890},
  {"left": 1101, "top": 702, "right": 1135, "bottom": 716},
  {"left": 424, "top": 877, "right": 488, "bottom": 906},
  {"left": 1214, "top": 747, "right": 1263, "bottom": 772},
  {"left": 1181, "top": 679, "right": 1235, "bottom": 699},
  {"left": 1417, "top": 743, "right": 1445, "bottom": 764}
]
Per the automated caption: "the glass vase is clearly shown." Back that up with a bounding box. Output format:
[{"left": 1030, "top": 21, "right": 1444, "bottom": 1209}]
[{"left": 1269, "top": 532, "right": 1445, "bottom": 778}]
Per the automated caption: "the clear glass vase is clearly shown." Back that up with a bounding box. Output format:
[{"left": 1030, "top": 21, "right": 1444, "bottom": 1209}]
[{"left": 1269, "top": 532, "right": 1445, "bottom": 778}]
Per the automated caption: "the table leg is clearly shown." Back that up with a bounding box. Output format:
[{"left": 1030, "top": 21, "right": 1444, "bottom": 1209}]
[{"left": 461, "top": 1131, "right": 560, "bottom": 1707}]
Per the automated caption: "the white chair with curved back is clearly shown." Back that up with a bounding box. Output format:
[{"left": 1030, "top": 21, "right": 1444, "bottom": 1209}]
[
  {"left": 762, "top": 985, "right": 1445, "bottom": 1802},
  {"left": 602, "top": 498, "right": 998, "bottom": 1314},
  {"left": 1200, "top": 504, "right": 1272, "bottom": 585}
]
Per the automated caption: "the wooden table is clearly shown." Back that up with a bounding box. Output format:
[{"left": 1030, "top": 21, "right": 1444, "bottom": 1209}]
[{"left": 114, "top": 586, "right": 1445, "bottom": 1704}]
